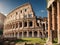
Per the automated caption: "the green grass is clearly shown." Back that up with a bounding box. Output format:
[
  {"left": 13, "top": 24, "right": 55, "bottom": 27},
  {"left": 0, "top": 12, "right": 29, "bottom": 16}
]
[
  {"left": 15, "top": 38, "right": 47, "bottom": 44},
  {"left": 53, "top": 43, "right": 60, "bottom": 45}
]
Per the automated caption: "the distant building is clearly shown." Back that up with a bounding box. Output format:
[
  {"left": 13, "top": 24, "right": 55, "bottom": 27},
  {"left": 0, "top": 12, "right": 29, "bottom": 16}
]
[
  {"left": 0, "top": 13, "right": 6, "bottom": 35},
  {"left": 3, "top": 3, "right": 48, "bottom": 38}
]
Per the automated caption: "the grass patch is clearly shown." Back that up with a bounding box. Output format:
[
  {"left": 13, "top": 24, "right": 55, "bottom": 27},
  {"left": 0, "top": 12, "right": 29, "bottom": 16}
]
[
  {"left": 15, "top": 38, "right": 47, "bottom": 44},
  {"left": 53, "top": 38, "right": 58, "bottom": 45},
  {"left": 53, "top": 43, "right": 60, "bottom": 45}
]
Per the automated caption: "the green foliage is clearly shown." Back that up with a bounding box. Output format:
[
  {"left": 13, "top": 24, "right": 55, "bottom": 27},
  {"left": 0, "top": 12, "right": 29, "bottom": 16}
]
[{"left": 15, "top": 38, "right": 47, "bottom": 44}]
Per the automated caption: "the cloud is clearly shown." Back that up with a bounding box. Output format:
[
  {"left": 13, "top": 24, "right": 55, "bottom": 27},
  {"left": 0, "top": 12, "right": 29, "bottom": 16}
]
[
  {"left": 4, "top": 14, "right": 7, "bottom": 16},
  {"left": 40, "top": 10, "right": 45, "bottom": 13}
]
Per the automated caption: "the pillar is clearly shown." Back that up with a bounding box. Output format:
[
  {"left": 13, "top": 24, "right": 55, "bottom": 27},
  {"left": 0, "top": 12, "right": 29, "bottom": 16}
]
[
  {"left": 10, "top": 33, "right": 12, "bottom": 37},
  {"left": 57, "top": 0, "right": 60, "bottom": 44},
  {"left": 14, "top": 32, "right": 16, "bottom": 37},
  {"left": 17, "top": 32, "right": 19, "bottom": 39},
  {"left": 45, "top": 22, "right": 47, "bottom": 30},
  {"left": 52, "top": 2, "right": 57, "bottom": 41},
  {"left": 11, "top": 24, "right": 13, "bottom": 29},
  {"left": 37, "top": 31, "right": 40, "bottom": 37},
  {"left": 32, "top": 31, "right": 34, "bottom": 37},
  {"left": 27, "top": 31, "right": 29, "bottom": 37},
  {"left": 22, "top": 21, "right": 24, "bottom": 28},
  {"left": 27, "top": 21, "right": 29, "bottom": 28},
  {"left": 22, "top": 31, "right": 24, "bottom": 38},
  {"left": 18, "top": 22, "right": 19, "bottom": 28},
  {"left": 48, "top": 8, "right": 52, "bottom": 42}
]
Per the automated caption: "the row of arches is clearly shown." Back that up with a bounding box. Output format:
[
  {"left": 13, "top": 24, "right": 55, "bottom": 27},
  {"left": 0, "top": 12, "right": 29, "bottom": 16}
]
[{"left": 4, "top": 31, "right": 48, "bottom": 38}]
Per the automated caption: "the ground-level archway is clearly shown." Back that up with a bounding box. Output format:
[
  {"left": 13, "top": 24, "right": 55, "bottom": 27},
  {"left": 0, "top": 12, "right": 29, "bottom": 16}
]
[
  {"left": 40, "top": 32, "right": 42, "bottom": 38},
  {"left": 24, "top": 31, "right": 27, "bottom": 37},
  {"left": 34, "top": 31, "right": 37, "bottom": 37},
  {"left": 29, "top": 31, "right": 32, "bottom": 37},
  {"left": 19, "top": 32, "right": 22, "bottom": 38}
]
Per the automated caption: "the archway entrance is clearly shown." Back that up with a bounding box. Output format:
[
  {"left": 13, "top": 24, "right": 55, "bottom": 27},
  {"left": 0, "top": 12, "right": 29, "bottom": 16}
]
[
  {"left": 29, "top": 31, "right": 32, "bottom": 37},
  {"left": 40, "top": 32, "right": 42, "bottom": 38},
  {"left": 34, "top": 31, "right": 37, "bottom": 37},
  {"left": 19, "top": 32, "right": 22, "bottom": 38},
  {"left": 24, "top": 32, "right": 27, "bottom": 37}
]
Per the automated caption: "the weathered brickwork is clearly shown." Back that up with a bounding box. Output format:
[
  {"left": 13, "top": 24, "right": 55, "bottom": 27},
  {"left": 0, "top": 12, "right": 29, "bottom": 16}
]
[
  {"left": 0, "top": 13, "right": 6, "bottom": 35},
  {"left": 3, "top": 3, "right": 48, "bottom": 38},
  {"left": 46, "top": 0, "right": 60, "bottom": 44}
]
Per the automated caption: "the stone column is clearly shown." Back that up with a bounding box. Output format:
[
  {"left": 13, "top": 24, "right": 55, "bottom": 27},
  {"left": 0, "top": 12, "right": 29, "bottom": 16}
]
[
  {"left": 12, "top": 25, "right": 13, "bottom": 29},
  {"left": 37, "top": 31, "right": 40, "bottom": 37},
  {"left": 14, "top": 32, "right": 16, "bottom": 37},
  {"left": 11, "top": 33, "right": 13, "bottom": 37},
  {"left": 33, "top": 21, "right": 35, "bottom": 27},
  {"left": 52, "top": 3, "right": 57, "bottom": 39},
  {"left": 9, "top": 34, "right": 11, "bottom": 37},
  {"left": 45, "top": 22, "right": 47, "bottom": 30},
  {"left": 27, "top": 31, "right": 29, "bottom": 37},
  {"left": 22, "top": 21, "right": 24, "bottom": 28},
  {"left": 57, "top": 1, "right": 60, "bottom": 44},
  {"left": 48, "top": 8, "right": 52, "bottom": 43},
  {"left": 27, "top": 21, "right": 29, "bottom": 28},
  {"left": 10, "top": 33, "right": 12, "bottom": 37},
  {"left": 15, "top": 23, "right": 16, "bottom": 29},
  {"left": 52, "top": 3, "right": 57, "bottom": 30},
  {"left": 32, "top": 31, "right": 34, "bottom": 37},
  {"left": 17, "top": 32, "right": 19, "bottom": 39},
  {"left": 22, "top": 31, "right": 24, "bottom": 38},
  {"left": 18, "top": 22, "right": 19, "bottom": 28}
]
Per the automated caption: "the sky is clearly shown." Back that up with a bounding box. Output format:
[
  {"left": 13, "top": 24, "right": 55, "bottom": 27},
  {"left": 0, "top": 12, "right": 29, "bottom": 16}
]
[{"left": 0, "top": 0, "right": 47, "bottom": 17}]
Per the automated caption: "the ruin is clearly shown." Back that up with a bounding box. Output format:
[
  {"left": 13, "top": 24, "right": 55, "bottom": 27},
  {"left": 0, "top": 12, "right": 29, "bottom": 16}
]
[{"left": 45, "top": 0, "right": 60, "bottom": 45}]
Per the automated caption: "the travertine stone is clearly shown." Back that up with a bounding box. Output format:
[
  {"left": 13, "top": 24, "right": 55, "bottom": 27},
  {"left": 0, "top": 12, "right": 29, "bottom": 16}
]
[
  {"left": 3, "top": 3, "right": 48, "bottom": 38},
  {"left": 57, "top": 1, "right": 60, "bottom": 44}
]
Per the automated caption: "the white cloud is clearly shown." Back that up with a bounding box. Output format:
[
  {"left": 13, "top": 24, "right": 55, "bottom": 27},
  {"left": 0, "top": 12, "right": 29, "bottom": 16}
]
[
  {"left": 40, "top": 10, "right": 45, "bottom": 13},
  {"left": 0, "top": 11, "right": 7, "bottom": 16},
  {"left": 4, "top": 14, "right": 7, "bottom": 16}
]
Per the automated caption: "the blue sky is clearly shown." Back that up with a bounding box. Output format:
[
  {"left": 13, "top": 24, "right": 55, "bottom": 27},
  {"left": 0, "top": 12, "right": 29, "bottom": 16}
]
[{"left": 0, "top": 0, "right": 47, "bottom": 17}]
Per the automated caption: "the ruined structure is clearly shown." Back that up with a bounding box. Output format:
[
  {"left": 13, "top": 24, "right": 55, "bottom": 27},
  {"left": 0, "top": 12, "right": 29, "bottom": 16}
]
[
  {"left": 46, "top": 0, "right": 60, "bottom": 45},
  {"left": 3, "top": 3, "right": 48, "bottom": 38},
  {"left": 0, "top": 13, "right": 6, "bottom": 35}
]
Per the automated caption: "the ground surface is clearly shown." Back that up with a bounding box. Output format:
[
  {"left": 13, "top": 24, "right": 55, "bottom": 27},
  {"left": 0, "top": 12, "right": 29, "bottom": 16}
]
[{"left": 15, "top": 38, "right": 47, "bottom": 45}]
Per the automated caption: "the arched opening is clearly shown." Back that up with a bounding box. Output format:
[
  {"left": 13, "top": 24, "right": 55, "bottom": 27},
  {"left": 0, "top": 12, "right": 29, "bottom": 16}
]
[
  {"left": 24, "top": 32, "right": 27, "bottom": 37},
  {"left": 40, "top": 32, "right": 42, "bottom": 38},
  {"left": 19, "top": 22, "right": 22, "bottom": 27},
  {"left": 24, "top": 22, "right": 27, "bottom": 27},
  {"left": 19, "top": 32, "right": 22, "bottom": 38},
  {"left": 43, "top": 23, "right": 45, "bottom": 31},
  {"left": 29, "top": 21, "right": 33, "bottom": 27},
  {"left": 29, "top": 31, "right": 32, "bottom": 37},
  {"left": 12, "top": 33, "right": 14, "bottom": 37},
  {"left": 46, "top": 32, "right": 48, "bottom": 38},
  {"left": 34, "top": 31, "right": 37, "bottom": 37}
]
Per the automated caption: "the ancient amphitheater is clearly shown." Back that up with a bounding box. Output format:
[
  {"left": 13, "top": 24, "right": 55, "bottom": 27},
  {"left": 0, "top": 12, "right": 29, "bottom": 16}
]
[{"left": 3, "top": 3, "right": 48, "bottom": 38}]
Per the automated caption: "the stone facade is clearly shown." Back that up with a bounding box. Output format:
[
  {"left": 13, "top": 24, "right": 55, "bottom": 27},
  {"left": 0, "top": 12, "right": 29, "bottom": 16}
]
[
  {"left": 0, "top": 13, "right": 6, "bottom": 35},
  {"left": 3, "top": 3, "right": 48, "bottom": 38},
  {"left": 46, "top": 0, "right": 60, "bottom": 44}
]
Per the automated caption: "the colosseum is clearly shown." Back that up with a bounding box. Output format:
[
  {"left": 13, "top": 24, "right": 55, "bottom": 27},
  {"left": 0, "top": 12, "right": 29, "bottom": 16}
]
[{"left": 3, "top": 3, "right": 48, "bottom": 38}]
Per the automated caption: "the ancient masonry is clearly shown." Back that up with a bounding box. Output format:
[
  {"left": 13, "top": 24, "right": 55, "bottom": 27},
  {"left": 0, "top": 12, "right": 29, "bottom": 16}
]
[
  {"left": 0, "top": 13, "right": 6, "bottom": 34},
  {"left": 3, "top": 3, "right": 48, "bottom": 38},
  {"left": 46, "top": 0, "right": 60, "bottom": 45}
]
